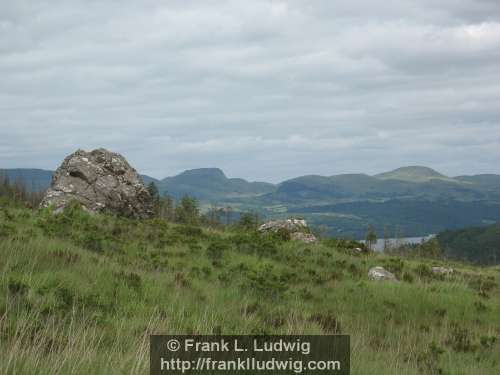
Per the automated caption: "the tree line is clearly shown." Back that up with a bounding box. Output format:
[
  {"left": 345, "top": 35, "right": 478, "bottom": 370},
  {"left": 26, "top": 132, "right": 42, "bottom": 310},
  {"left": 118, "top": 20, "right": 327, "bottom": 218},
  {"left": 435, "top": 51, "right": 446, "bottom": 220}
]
[
  {"left": 0, "top": 174, "right": 44, "bottom": 208},
  {"left": 146, "top": 182, "right": 260, "bottom": 229}
]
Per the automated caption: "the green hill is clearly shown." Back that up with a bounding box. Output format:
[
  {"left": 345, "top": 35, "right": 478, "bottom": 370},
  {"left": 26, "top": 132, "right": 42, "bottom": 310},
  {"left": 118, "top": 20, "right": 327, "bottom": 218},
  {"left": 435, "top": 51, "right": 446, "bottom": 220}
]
[
  {"left": 0, "top": 202, "right": 499, "bottom": 374},
  {"left": 157, "top": 168, "right": 275, "bottom": 201},
  {"left": 375, "top": 166, "right": 454, "bottom": 183},
  {"left": 437, "top": 223, "right": 500, "bottom": 265}
]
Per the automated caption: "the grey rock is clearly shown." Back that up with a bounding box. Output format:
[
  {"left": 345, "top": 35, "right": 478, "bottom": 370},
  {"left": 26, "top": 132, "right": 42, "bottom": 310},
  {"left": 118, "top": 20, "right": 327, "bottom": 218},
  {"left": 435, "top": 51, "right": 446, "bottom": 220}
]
[
  {"left": 431, "top": 266, "right": 453, "bottom": 275},
  {"left": 258, "top": 218, "right": 308, "bottom": 233},
  {"left": 290, "top": 232, "right": 318, "bottom": 244},
  {"left": 368, "top": 266, "right": 397, "bottom": 281},
  {"left": 40, "top": 148, "right": 153, "bottom": 218},
  {"left": 258, "top": 218, "right": 317, "bottom": 244}
]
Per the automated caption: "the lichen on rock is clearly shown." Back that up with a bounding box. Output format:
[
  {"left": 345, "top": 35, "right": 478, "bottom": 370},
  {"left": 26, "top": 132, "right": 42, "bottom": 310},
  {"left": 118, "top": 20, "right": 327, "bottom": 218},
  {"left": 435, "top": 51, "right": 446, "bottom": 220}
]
[{"left": 40, "top": 148, "right": 154, "bottom": 218}]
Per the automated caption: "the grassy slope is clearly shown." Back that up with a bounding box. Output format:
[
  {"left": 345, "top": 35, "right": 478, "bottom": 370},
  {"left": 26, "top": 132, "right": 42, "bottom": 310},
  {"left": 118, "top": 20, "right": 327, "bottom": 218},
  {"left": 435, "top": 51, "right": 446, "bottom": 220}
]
[{"left": 0, "top": 204, "right": 499, "bottom": 374}]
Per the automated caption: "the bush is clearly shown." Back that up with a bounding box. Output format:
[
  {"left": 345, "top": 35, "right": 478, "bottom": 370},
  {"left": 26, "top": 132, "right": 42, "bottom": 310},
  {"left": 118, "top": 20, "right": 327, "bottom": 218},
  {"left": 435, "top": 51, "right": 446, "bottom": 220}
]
[
  {"left": 7, "top": 277, "right": 29, "bottom": 296},
  {"left": 173, "top": 225, "right": 204, "bottom": 239},
  {"left": 206, "top": 239, "right": 230, "bottom": 262},
  {"left": 445, "top": 323, "right": 475, "bottom": 352},
  {"left": 402, "top": 271, "right": 414, "bottom": 283},
  {"left": 230, "top": 233, "right": 278, "bottom": 258},
  {"left": 0, "top": 222, "right": 16, "bottom": 238},
  {"left": 237, "top": 212, "right": 258, "bottom": 230},
  {"left": 244, "top": 264, "right": 288, "bottom": 300},
  {"left": 324, "top": 238, "right": 368, "bottom": 252}
]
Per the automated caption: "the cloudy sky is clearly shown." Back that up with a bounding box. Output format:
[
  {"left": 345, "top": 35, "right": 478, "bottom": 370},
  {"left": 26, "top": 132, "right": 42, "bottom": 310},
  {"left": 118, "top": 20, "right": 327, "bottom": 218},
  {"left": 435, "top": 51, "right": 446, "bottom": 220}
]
[{"left": 1, "top": 0, "right": 499, "bottom": 182}]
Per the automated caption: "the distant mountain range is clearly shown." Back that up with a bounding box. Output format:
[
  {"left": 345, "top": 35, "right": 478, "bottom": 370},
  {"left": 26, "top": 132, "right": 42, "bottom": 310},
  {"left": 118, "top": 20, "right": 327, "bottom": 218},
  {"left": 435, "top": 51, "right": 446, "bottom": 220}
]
[{"left": 2, "top": 165, "right": 500, "bottom": 238}]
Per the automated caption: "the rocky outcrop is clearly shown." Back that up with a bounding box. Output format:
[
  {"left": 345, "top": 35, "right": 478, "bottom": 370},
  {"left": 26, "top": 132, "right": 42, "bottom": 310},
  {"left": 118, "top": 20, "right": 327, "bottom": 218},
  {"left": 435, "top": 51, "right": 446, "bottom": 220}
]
[
  {"left": 258, "top": 218, "right": 317, "bottom": 243},
  {"left": 368, "top": 266, "right": 397, "bottom": 281},
  {"left": 40, "top": 148, "right": 153, "bottom": 218}
]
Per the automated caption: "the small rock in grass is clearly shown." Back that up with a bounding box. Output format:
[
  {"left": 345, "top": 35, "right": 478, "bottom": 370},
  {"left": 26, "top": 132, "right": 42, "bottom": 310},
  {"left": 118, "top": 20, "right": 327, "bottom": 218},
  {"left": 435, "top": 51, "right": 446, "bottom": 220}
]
[
  {"left": 368, "top": 266, "right": 397, "bottom": 281},
  {"left": 431, "top": 266, "right": 453, "bottom": 275}
]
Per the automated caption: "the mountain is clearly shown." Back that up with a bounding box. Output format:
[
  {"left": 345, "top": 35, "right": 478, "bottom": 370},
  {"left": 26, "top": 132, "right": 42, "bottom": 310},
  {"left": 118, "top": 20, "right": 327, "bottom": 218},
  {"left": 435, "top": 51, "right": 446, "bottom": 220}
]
[
  {"left": 3, "top": 165, "right": 500, "bottom": 239},
  {"left": 374, "top": 166, "right": 455, "bottom": 183},
  {"left": 140, "top": 174, "right": 161, "bottom": 186},
  {"left": 156, "top": 168, "right": 275, "bottom": 201},
  {"left": 254, "top": 167, "right": 500, "bottom": 238},
  {"left": 263, "top": 170, "right": 495, "bottom": 205}
]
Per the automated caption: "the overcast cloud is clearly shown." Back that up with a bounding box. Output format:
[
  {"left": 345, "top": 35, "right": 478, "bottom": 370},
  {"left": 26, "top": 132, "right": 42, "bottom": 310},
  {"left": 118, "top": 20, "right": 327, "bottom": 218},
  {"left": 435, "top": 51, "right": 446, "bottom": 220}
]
[{"left": 1, "top": 0, "right": 499, "bottom": 182}]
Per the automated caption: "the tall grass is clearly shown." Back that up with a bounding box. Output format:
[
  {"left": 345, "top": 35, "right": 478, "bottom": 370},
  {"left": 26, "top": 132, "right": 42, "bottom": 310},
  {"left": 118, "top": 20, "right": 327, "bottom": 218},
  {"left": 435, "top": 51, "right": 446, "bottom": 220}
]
[{"left": 0, "top": 205, "right": 499, "bottom": 374}]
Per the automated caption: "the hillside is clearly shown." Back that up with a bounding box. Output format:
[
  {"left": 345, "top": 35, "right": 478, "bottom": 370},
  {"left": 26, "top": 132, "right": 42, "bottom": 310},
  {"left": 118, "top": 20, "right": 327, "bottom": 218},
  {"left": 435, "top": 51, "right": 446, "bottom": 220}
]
[
  {"left": 157, "top": 168, "right": 275, "bottom": 201},
  {"left": 0, "top": 202, "right": 499, "bottom": 374},
  {"left": 288, "top": 199, "right": 500, "bottom": 239},
  {"left": 437, "top": 224, "right": 500, "bottom": 265}
]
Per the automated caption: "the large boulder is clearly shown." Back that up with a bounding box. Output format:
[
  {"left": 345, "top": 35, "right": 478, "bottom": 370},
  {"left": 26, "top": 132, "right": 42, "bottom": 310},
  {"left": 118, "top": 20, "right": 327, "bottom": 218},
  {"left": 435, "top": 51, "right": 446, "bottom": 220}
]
[
  {"left": 40, "top": 148, "right": 154, "bottom": 218},
  {"left": 258, "top": 218, "right": 317, "bottom": 243}
]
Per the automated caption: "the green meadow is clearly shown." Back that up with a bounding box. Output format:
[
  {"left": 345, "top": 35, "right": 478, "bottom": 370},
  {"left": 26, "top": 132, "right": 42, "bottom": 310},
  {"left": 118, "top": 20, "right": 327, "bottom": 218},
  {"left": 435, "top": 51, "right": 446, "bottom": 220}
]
[{"left": 1, "top": 201, "right": 499, "bottom": 374}]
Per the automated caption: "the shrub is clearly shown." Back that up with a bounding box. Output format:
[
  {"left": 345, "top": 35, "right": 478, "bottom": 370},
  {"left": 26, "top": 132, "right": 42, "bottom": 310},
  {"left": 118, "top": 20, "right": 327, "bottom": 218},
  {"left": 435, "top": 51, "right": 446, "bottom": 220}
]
[
  {"left": 237, "top": 212, "right": 259, "bottom": 230},
  {"left": 55, "top": 286, "right": 75, "bottom": 311},
  {"left": 244, "top": 264, "right": 288, "bottom": 300},
  {"left": 81, "top": 231, "right": 105, "bottom": 252},
  {"left": 324, "top": 238, "right": 368, "bottom": 252},
  {"left": 480, "top": 335, "right": 496, "bottom": 349},
  {"left": 383, "top": 258, "right": 405, "bottom": 278},
  {"left": 206, "top": 239, "right": 230, "bottom": 262},
  {"left": 402, "top": 271, "right": 414, "bottom": 283},
  {"left": 7, "top": 277, "right": 29, "bottom": 296},
  {"left": 0, "top": 223, "right": 16, "bottom": 238},
  {"left": 445, "top": 323, "right": 474, "bottom": 352},
  {"left": 173, "top": 225, "right": 204, "bottom": 240},
  {"left": 230, "top": 233, "right": 278, "bottom": 258}
]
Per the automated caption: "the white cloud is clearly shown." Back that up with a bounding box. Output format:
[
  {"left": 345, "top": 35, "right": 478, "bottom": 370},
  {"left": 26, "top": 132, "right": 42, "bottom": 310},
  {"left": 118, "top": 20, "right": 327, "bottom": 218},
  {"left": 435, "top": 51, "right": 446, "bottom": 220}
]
[{"left": 0, "top": 0, "right": 499, "bottom": 182}]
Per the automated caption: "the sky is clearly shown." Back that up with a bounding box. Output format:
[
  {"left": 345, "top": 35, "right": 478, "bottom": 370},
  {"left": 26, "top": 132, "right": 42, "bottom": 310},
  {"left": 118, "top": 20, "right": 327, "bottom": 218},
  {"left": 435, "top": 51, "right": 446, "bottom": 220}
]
[{"left": 1, "top": 0, "right": 500, "bottom": 183}]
